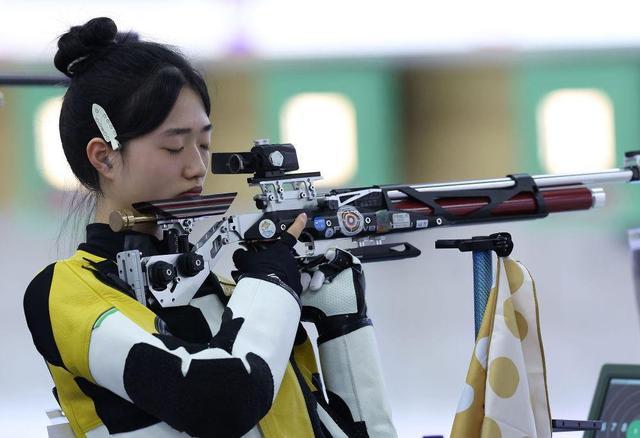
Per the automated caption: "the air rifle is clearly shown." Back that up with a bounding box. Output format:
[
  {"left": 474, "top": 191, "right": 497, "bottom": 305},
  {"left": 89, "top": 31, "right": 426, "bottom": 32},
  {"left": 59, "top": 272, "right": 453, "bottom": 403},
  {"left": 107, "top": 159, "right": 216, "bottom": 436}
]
[{"left": 110, "top": 139, "right": 640, "bottom": 307}]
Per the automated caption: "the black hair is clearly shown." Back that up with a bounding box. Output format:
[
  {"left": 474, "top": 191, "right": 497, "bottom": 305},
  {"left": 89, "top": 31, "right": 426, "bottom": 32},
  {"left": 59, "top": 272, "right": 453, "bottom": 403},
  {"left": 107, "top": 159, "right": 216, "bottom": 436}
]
[
  {"left": 55, "top": 16, "right": 211, "bottom": 193},
  {"left": 53, "top": 17, "right": 211, "bottom": 254}
]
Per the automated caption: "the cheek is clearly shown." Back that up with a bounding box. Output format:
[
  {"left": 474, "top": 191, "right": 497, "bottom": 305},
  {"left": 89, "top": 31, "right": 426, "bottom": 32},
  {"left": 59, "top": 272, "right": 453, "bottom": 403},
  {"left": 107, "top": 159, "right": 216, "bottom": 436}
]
[
  {"left": 121, "top": 153, "right": 181, "bottom": 194},
  {"left": 130, "top": 150, "right": 177, "bottom": 174}
]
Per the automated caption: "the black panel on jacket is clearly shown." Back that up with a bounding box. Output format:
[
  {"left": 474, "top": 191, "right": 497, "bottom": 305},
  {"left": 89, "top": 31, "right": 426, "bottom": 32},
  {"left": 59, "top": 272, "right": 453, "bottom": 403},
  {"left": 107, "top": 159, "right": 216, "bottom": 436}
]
[
  {"left": 153, "top": 333, "right": 209, "bottom": 354},
  {"left": 209, "top": 307, "right": 244, "bottom": 354},
  {"left": 75, "top": 377, "right": 160, "bottom": 433},
  {"left": 325, "top": 390, "right": 369, "bottom": 438},
  {"left": 294, "top": 323, "right": 309, "bottom": 346},
  {"left": 194, "top": 272, "right": 229, "bottom": 304},
  {"left": 123, "top": 343, "right": 274, "bottom": 438},
  {"left": 154, "top": 307, "right": 243, "bottom": 355},
  {"left": 81, "top": 257, "right": 136, "bottom": 299},
  {"left": 290, "top": 356, "right": 327, "bottom": 438},
  {"left": 150, "top": 304, "right": 213, "bottom": 344},
  {"left": 23, "top": 263, "right": 66, "bottom": 369}
]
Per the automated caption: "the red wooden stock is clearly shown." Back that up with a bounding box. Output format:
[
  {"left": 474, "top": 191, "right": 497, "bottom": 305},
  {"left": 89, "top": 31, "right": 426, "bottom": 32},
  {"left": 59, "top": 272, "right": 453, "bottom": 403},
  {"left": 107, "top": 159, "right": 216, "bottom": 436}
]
[{"left": 391, "top": 186, "right": 593, "bottom": 217}]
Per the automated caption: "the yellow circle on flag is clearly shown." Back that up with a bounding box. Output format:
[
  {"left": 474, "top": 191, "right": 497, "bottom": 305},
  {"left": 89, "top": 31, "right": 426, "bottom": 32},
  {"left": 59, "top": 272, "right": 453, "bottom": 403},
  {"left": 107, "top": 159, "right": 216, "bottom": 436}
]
[
  {"left": 481, "top": 416, "right": 502, "bottom": 438},
  {"left": 489, "top": 357, "right": 520, "bottom": 398},
  {"left": 504, "top": 259, "right": 524, "bottom": 293},
  {"left": 504, "top": 298, "right": 529, "bottom": 341}
]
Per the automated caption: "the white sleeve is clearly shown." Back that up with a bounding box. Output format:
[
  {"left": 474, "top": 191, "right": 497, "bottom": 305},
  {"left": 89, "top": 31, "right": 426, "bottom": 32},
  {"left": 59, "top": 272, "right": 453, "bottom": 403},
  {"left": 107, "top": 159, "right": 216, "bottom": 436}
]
[
  {"left": 319, "top": 325, "right": 397, "bottom": 437},
  {"left": 88, "top": 276, "right": 300, "bottom": 437}
]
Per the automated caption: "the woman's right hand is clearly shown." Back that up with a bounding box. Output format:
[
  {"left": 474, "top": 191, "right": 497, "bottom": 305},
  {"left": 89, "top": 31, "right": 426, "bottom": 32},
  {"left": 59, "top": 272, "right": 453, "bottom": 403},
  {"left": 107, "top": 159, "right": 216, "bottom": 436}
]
[
  {"left": 232, "top": 213, "right": 307, "bottom": 296},
  {"left": 299, "top": 248, "right": 369, "bottom": 342}
]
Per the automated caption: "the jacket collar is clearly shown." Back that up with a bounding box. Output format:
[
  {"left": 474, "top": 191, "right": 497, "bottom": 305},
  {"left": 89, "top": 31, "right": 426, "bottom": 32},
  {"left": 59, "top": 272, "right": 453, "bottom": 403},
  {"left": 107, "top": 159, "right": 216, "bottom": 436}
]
[{"left": 77, "top": 223, "right": 163, "bottom": 260}]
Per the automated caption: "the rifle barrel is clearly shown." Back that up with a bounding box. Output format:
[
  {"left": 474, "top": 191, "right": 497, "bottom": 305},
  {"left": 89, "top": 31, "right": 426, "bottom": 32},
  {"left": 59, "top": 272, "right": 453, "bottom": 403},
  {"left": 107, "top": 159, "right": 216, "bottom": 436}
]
[{"left": 388, "top": 168, "right": 634, "bottom": 200}]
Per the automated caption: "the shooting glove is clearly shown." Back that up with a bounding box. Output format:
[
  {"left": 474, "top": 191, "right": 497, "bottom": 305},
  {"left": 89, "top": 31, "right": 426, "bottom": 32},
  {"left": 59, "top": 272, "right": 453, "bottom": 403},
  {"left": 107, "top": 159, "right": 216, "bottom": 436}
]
[
  {"left": 300, "top": 248, "right": 371, "bottom": 343},
  {"left": 232, "top": 233, "right": 302, "bottom": 298}
]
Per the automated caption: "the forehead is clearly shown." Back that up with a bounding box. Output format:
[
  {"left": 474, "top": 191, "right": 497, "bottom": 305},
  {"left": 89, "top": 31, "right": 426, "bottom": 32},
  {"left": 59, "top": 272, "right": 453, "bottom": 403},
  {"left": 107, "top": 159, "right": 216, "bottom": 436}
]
[{"left": 160, "top": 86, "right": 210, "bottom": 129}]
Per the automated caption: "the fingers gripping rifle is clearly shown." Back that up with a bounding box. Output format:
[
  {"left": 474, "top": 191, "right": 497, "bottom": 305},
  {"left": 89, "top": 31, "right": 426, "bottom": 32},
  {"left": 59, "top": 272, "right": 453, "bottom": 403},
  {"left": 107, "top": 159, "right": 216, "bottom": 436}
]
[{"left": 111, "top": 140, "right": 640, "bottom": 308}]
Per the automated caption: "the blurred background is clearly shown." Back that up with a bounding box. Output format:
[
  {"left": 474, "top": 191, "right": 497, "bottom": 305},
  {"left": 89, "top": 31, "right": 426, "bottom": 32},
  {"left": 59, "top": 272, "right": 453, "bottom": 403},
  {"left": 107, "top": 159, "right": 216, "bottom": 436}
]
[{"left": 3, "top": 1, "right": 640, "bottom": 436}]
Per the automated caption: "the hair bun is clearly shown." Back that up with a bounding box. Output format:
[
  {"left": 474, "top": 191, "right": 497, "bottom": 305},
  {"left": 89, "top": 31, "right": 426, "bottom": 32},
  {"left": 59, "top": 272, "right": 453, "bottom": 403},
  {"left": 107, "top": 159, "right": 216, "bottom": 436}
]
[{"left": 54, "top": 17, "right": 118, "bottom": 77}]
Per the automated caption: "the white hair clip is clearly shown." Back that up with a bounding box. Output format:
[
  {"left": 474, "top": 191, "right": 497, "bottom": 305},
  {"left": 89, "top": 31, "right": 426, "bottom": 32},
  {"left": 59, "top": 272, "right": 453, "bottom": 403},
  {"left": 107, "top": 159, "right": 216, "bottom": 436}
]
[{"left": 92, "top": 103, "right": 121, "bottom": 151}]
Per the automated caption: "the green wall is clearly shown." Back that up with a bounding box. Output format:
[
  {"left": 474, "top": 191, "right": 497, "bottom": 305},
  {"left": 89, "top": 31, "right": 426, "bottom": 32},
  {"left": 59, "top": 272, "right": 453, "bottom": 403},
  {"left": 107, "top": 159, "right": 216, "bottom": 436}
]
[
  {"left": 515, "top": 59, "right": 640, "bottom": 228},
  {"left": 260, "top": 63, "right": 402, "bottom": 188},
  {"left": 7, "top": 86, "right": 66, "bottom": 234}
]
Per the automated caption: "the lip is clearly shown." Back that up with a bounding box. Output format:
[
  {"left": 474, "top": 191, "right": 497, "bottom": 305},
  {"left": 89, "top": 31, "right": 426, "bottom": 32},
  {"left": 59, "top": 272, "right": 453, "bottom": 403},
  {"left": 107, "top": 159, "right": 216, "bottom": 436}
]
[{"left": 177, "top": 186, "right": 203, "bottom": 197}]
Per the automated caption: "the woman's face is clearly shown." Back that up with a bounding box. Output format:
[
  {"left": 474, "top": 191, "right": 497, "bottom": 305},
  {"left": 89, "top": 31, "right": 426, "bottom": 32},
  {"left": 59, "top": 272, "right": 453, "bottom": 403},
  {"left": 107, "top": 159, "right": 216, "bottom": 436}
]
[{"left": 110, "top": 86, "right": 211, "bottom": 208}]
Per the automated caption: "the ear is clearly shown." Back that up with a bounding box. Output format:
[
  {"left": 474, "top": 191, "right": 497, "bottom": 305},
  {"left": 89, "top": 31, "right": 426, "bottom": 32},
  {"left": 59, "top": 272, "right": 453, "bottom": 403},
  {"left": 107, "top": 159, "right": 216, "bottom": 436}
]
[{"left": 86, "top": 137, "right": 118, "bottom": 179}]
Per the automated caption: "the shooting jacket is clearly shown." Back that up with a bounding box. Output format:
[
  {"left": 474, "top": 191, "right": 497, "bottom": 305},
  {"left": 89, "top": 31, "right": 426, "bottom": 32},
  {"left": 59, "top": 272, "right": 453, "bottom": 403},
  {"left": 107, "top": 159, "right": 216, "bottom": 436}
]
[{"left": 24, "top": 223, "right": 395, "bottom": 437}]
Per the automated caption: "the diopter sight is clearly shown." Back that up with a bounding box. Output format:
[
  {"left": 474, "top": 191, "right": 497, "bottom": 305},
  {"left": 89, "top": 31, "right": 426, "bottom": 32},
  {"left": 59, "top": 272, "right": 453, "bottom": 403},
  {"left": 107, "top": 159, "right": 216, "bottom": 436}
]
[{"left": 212, "top": 139, "right": 299, "bottom": 179}]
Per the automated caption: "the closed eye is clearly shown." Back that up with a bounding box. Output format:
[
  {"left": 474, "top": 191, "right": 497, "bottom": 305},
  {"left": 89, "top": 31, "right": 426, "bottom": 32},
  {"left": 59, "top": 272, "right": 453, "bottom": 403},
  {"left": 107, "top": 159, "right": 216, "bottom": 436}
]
[
  {"left": 199, "top": 144, "right": 210, "bottom": 151},
  {"left": 164, "top": 147, "right": 184, "bottom": 154}
]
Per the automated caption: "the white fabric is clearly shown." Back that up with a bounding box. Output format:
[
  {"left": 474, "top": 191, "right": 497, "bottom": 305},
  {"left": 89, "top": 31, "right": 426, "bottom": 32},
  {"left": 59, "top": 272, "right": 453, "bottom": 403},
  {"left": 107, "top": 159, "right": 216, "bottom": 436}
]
[
  {"left": 225, "top": 276, "right": 301, "bottom": 398},
  {"left": 301, "top": 268, "right": 358, "bottom": 316},
  {"left": 89, "top": 311, "right": 230, "bottom": 402},
  {"left": 319, "top": 326, "right": 397, "bottom": 437},
  {"left": 484, "top": 258, "right": 551, "bottom": 437},
  {"left": 89, "top": 276, "right": 300, "bottom": 407},
  {"left": 190, "top": 293, "right": 225, "bottom": 335}
]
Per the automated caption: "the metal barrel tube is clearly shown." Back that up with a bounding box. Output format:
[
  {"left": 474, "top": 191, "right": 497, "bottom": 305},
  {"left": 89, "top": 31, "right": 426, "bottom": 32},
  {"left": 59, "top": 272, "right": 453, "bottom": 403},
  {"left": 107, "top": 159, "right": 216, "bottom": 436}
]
[
  {"left": 386, "top": 168, "right": 635, "bottom": 200},
  {"left": 0, "top": 75, "right": 70, "bottom": 86}
]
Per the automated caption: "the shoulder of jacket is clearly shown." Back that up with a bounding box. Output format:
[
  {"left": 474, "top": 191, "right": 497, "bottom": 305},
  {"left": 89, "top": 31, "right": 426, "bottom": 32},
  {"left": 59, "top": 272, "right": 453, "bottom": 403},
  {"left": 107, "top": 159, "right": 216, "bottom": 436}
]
[{"left": 24, "top": 262, "right": 57, "bottom": 301}]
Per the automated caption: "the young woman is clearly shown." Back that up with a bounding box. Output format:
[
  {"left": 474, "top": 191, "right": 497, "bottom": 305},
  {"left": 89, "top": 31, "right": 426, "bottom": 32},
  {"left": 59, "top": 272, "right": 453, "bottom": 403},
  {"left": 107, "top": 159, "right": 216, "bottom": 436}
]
[{"left": 24, "top": 17, "right": 396, "bottom": 438}]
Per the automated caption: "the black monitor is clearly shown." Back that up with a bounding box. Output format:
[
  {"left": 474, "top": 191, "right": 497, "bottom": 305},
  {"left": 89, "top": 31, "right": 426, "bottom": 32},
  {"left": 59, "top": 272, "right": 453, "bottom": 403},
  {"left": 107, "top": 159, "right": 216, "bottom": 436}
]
[{"left": 584, "top": 364, "right": 640, "bottom": 437}]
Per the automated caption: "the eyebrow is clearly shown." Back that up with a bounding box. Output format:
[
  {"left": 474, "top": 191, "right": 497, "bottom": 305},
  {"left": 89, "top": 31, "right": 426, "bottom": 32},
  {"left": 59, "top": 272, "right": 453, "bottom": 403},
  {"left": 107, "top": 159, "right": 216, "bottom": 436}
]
[{"left": 163, "top": 123, "right": 212, "bottom": 136}]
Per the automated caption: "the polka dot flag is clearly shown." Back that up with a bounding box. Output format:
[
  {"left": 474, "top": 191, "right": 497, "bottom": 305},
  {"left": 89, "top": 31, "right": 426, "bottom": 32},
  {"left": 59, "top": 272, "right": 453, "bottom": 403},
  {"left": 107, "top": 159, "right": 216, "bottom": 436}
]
[{"left": 451, "top": 257, "right": 552, "bottom": 438}]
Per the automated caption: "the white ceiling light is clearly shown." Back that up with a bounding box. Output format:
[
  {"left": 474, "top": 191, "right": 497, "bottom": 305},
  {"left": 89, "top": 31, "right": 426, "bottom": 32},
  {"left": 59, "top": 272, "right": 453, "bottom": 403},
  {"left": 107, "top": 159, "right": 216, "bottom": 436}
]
[
  {"left": 3, "top": 0, "right": 640, "bottom": 61},
  {"left": 34, "top": 96, "right": 79, "bottom": 191},
  {"left": 537, "top": 89, "right": 615, "bottom": 174},
  {"left": 280, "top": 93, "right": 357, "bottom": 187}
]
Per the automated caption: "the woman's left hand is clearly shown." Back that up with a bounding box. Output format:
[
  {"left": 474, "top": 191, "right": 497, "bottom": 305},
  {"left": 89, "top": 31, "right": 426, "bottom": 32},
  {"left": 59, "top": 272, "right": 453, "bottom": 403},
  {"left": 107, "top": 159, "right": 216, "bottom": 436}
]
[{"left": 232, "top": 213, "right": 307, "bottom": 296}]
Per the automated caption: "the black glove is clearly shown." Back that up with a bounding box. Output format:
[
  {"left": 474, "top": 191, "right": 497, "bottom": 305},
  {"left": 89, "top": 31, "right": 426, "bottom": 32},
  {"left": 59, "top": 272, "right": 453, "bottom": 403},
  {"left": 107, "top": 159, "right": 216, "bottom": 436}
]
[{"left": 232, "top": 233, "right": 302, "bottom": 297}]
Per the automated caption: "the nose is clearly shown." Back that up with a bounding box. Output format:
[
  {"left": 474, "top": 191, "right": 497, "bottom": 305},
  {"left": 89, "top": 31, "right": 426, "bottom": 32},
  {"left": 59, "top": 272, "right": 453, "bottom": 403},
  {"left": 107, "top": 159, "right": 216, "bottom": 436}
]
[{"left": 182, "top": 143, "right": 208, "bottom": 180}]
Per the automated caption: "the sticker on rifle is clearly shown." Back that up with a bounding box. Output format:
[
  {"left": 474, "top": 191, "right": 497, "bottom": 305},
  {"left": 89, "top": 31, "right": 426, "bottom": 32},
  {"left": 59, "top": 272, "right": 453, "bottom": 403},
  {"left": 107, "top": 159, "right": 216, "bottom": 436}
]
[
  {"left": 258, "top": 219, "right": 276, "bottom": 238},
  {"left": 416, "top": 219, "right": 429, "bottom": 229},
  {"left": 375, "top": 211, "right": 392, "bottom": 233},
  {"left": 313, "top": 217, "right": 326, "bottom": 232},
  {"left": 336, "top": 206, "right": 364, "bottom": 236},
  {"left": 391, "top": 212, "right": 411, "bottom": 229}
]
